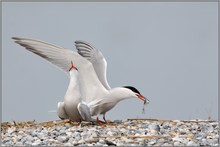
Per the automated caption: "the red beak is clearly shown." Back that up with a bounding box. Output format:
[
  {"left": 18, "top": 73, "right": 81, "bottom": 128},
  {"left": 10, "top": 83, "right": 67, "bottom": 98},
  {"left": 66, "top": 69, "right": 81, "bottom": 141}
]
[
  {"left": 137, "top": 94, "right": 146, "bottom": 101},
  {"left": 69, "top": 61, "right": 78, "bottom": 71}
]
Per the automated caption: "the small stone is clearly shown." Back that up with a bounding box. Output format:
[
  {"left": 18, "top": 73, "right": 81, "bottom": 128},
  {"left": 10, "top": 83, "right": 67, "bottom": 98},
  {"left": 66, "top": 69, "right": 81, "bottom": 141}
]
[
  {"left": 196, "top": 132, "right": 207, "bottom": 140},
  {"left": 32, "top": 140, "right": 42, "bottom": 146},
  {"left": 96, "top": 142, "right": 103, "bottom": 146},
  {"left": 160, "top": 128, "right": 166, "bottom": 134},
  {"left": 214, "top": 134, "right": 219, "bottom": 139},
  {"left": 174, "top": 141, "right": 181, "bottom": 146},
  {"left": 120, "top": 128, "right": 127, "bottom": 133},
  {"left": 66, "top": 131, "right": 72, "bottom": 136},
  {"left": 148, "top": 123, "right": 160, "bottom": 135},
  {"left": 14, "top": 142, "right": 24, "bottom": 146},
  {"left": 162, "top": 143, "right": 173, "bottom": 146},
  {"left": 99, "top": 139, "right": 106, "bottom": 144},
  {"left": 85, "top": 138, "right": 98, "bottom": 143},
  {"left": 16, "top": 135, "right": 23, "bottom": 141},
  {"left": 148, "top": 141, "right": 156, "bottom": 145},
  {"left": 4, "top": 141, "right": 13, "bottom": 146},
  {"left": 148, "top": 123, "right": 160, "bottom": 131},
  {"left": 75, "top": 135, "right": 81, "bottom": 141},
  {"left": 117, "top": 143, "right": 124, "bottom": 146},
  {"left": 64, "top": 142, "right": 72, "bottom": 146},
  {"left": 7, "top": 127, "right": 16, "bottom": 134},
  {"left": 71, "top": 141, "right": 78, "bottom": 145},
  {"left": 57, "top": 136, "right": 69, "bottom": 143},
  {"left": 199, "top": 138, "right": 209, "bottom": 145},
  {"left": 187, "top": 141, "right": 198, "bottom": 146},
  {"left": 26, "top": 136, "right": 34, "bottom": 142},
  {"left": 65, "top": 123, "right": 72, "bottom": 128},
  {"left": 179, "top": 128, "right": 187, "bottom": 135},
  {"left": 59, "top": 129, "right": 66, "bottom": 135},
  {"left": 107, "top": 131, "right": 114, "bottom": 136},
  {"left": 135, "top": 133, "right": 141, "bottom": 136},
  {"left": 24, "top": 141, "right": 32, "bottom": 146},
  {"left": 162, "top": 122, "right": 170, "bottom": 129},
  {"left": 158, "top": 138, "right": 166, "bottom": 143},
  {"left": 73, "top": 131, "right": 81, "bottom": 137},
  {"left": 150, "top": 130, "right": 159, "bottom": 135},
  {"left": 105, "top": 140, "right": 116, "bottom": 146},
  {"left": 77, "top": 139, "right": 85, "bottom": 144},
  {"left": 2, "top": 137, "right": 11, "bottom": 143},
  {"left": 31, "top": 131, "right": 37, "bottom": 137},
  {"left": 140, "top": 124, "right": 149, "bottom": 129},
  {"left": 173, "top": 120, "right": 181, "bottom": 123},
  {"left": 18, "top": 130, "right": 24, "bottom": 134},
  {"left": 172, "top": 137, "right": 183, "bottom": 142}
]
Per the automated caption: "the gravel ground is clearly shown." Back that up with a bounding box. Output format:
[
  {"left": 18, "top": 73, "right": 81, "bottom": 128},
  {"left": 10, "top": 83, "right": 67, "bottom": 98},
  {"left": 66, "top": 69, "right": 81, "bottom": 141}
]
[{"left": 1, "top": 119, "right": 219, "bottom": 146}]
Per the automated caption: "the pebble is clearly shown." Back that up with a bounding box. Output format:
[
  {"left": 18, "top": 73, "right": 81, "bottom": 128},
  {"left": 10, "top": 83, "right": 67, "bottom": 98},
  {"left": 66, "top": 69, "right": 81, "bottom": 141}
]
[
  {"left": 16, "top": 135, "right": 23, "bottom": 141},
  {"left": 31, "top": 140, "right": 42, "bottom": 146},
  {"left": 1, "top": 119, "right": 219, "bottom": 146},
  {"left": 186, "top": 141, "right": 198, "bottom": 146},
  {"left": 30, "top": 131, "right": 37, "bottom": 137},
  {"left": 57, "top": 136, "right": 69, "bottom": 143},
  {"left": 7, "top": 127, "right": 16, "bottom": 134}
]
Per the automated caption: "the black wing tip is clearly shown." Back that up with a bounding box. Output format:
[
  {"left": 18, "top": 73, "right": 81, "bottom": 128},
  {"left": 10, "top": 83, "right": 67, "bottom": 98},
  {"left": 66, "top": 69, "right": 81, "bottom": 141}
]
[
  {"left": 12, "top": 37, "right": 28, "bottom": 41},
  {"left": 12, "top": 37, "right": 20, "bottom": 40},
  {"left": 14, "top": 40, "right": 26, "bottom": 47},
  {"left": 75, "top": 40, "right": 88, "bottom": 45},
  {"left": 14, "top": 40, "right": 23, "bottom": 46},
  {"left": 75, "top": 40, "right": 84, "bottom": 43},
  {"left": 75, "top": 40, "right": 95, "bottom": 49},
  {"left": 123, "top": 86, "right": 141, "bottom": 94}
]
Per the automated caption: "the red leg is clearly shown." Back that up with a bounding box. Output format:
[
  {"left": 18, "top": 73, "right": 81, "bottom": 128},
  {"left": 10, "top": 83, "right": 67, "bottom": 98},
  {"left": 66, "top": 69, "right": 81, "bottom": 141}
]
[
  {"left": 97, "top": 116, "right": 105, "bottom": 124},
  {"left": 96, "top": 116, "right": 101, "bottom": 124},
  {"left": 103, "top": 114, "right": 107, "bottom": 124}
]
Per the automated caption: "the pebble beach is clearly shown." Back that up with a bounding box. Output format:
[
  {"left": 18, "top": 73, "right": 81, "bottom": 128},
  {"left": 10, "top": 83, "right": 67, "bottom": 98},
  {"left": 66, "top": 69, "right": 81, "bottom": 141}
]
[{"left": 1, "top": 119, "right": 219, "bottom": 146}]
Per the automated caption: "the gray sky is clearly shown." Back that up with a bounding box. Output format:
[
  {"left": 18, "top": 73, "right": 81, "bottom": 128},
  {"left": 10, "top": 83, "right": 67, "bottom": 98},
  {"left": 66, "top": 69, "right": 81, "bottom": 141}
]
[{"left": 2, "top": 2, "right": 218, "bottom": 122}]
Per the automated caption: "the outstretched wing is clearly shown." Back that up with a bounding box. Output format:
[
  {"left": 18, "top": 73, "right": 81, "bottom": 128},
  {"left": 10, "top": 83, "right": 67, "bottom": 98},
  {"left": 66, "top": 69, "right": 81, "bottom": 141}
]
[
  {"left": 75, "top": 41, "right": 111, "bottom": 90},
  {"left": 12, "top": 37, "right": 107, "bottom": 103}
]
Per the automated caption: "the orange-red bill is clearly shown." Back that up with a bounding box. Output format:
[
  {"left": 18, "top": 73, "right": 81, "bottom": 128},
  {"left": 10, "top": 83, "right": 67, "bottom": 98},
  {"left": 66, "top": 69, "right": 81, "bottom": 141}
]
[
  {"left": 69, "top": 61, "right": 78, "bottom": 71},
  {"left": 137, "top": 94, "right": 146, "bottom": 101}
]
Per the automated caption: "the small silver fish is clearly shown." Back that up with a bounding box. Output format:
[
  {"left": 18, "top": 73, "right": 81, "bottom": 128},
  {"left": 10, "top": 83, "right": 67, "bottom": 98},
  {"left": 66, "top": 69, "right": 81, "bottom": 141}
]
[
  {"left": 144, "top": 99, "right": 147, "bottom": 105},
  {"left": 142, "top": 98, "right": 149, "bottom": 114}
]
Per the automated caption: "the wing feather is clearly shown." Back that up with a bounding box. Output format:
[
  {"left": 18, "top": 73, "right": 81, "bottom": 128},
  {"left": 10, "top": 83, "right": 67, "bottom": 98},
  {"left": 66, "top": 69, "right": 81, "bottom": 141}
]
[
  {"left": 12, "top": 37, "right": 107, "bottom": 103},
  {"left": 75, "top": 40, "right": 111, "bottom": 90}
]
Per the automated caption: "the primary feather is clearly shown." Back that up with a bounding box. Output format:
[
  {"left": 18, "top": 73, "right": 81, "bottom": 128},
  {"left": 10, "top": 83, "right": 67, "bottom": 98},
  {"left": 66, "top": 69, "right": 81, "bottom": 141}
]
[{"left": 75, "top": 40, "right": 111, "bottom": 90}]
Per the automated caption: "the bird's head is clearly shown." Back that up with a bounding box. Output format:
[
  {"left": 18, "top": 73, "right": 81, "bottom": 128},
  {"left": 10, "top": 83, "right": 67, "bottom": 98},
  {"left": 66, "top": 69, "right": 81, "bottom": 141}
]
[{"left": 123, "top": 86, "right": 149, "bottom": 104}]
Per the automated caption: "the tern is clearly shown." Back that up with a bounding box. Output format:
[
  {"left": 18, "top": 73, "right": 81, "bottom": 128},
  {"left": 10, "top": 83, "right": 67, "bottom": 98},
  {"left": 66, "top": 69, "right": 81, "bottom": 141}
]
[
  {"left": 57, "top": 61, "right": 96, "bottom": 122},
  {"left": 12, "top": 37, "right": 149, "bottom": 122}
]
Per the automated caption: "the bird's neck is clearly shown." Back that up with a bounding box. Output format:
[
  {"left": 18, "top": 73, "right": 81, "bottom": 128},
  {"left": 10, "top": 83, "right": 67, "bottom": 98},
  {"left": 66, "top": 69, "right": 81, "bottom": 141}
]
[
  {"left": 64, "top": 71, "right": 80, "bottom": 100},
  {"left": 68, "top": 71, "right": 79, "bottom": 87},
  {"left": 108, "top": 87, "right": 134, "bottom": 102}
]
